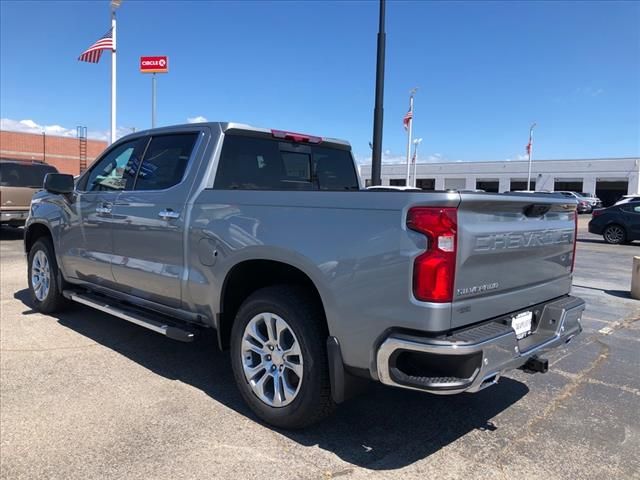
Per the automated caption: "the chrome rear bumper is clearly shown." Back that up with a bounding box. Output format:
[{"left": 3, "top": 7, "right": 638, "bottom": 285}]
[
  {"left": 376, "top": 296, "right": 584, "bottom": 394},
  {"left": 1, "top": 210, "right": 28, "bottom": 224}
]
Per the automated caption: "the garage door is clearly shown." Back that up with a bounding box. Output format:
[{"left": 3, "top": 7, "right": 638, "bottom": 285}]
[
  {"left": 476, "top": 179, "right": 499, "bottom": 192},
  {"left": 416, "top": 178, "right": 435, "bottom": 190},
  {"left": 510, "top": 179, "right": 536, "bottom": 191},
  {"left": 596, "top": 180, "right": 628, "bottom": 206},
  {"left": 554, "top": 180, "right": 583, "bottom": 192}
]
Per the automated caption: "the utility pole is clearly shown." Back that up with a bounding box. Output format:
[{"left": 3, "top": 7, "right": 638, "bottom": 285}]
[
  {"left": 370, "top": 0, "right": 386, "bottom": 186},
  {"left": 526, "top": 122, "right": 536, "bottom": 191}
]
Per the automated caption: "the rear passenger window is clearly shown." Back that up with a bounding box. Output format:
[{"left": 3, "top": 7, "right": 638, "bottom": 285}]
[
  {"left": 214, "top": 134, "right": 358, "bottom": 191},
  {"left": 134, "top": 133, "right": 198, "bottom": 191}
]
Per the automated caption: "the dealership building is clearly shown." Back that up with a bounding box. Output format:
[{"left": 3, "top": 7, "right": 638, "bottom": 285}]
[
  {"left": 0, "top": 130, "right": 107, "bottom": 175},
  {"left": 360, "top": 157, "right": 639, "bottom": 206}
]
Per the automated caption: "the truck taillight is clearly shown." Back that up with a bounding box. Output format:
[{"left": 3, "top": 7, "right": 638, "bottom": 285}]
[
  {"left": 407, "top": 207, "right": 457, "bottom": 302},
  {"left": 571, "top": 210, "right": 578, "bottom": 272}
]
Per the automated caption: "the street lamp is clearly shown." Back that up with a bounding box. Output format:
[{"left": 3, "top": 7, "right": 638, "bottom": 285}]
[
  {"left": 370, "top": 0, "right": 386, "bottom": 186},
  {"left": 412, "top": 138, "right": 423, "bottom": 187}
]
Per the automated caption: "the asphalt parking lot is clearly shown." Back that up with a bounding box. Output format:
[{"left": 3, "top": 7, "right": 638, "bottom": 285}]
[{"left": 1, "top": 216, "right": 639, "bottom": 480}]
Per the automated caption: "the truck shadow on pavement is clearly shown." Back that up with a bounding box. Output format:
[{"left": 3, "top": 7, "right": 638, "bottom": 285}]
[{"left": 14, "top": 288, "right": 529, "bottom": 470}]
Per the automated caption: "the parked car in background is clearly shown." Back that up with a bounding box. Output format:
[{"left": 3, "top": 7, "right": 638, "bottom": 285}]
[
  {"left": 554, "top": 191, "right": 597, "bottom": 213},
  {"left": 589, "top": 201, "right": 640, "bottom": 244},
  {"left": 579, "top": 192, "right": 603, "bottom": 208},
  {"left": 366, "top": 185, "right": 422, "bottom": 192},
  {"left": 0, "top": 160, "right": 58, "bottom": 227},
  {"left": 614, "top": 195, "right": 640, "bottom": 206}
]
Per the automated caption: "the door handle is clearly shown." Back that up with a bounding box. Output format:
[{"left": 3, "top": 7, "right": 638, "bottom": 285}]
[
  {"left": 95, "top": 203, "right": 112, "bottom": 215},
  {"left": 158, "top": 209, "right": 180, "bottom": 220}
]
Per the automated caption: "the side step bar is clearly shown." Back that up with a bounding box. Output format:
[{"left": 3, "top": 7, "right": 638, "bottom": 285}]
[{"left": 63, "top": 291, "right": 196, "bottom": 342}]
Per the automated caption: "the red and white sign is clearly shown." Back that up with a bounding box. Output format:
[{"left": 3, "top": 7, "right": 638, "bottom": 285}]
[{"left": 140, "top": 56, "right": 168, "bottom": 73}]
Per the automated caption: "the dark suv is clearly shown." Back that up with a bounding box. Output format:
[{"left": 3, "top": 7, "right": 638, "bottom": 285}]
[{"left": 588, "top": 201, "right": 640, "bottom": 244}]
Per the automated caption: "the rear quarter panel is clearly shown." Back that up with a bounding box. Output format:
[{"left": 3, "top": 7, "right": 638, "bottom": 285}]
[{"left": 185, "top": 190, "right": 459, "bottom": 372}]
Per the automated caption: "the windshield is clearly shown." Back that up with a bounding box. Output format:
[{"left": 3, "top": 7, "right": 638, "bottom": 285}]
[{"left": 0, "top": 163, "right": 58, "bottom": 188}]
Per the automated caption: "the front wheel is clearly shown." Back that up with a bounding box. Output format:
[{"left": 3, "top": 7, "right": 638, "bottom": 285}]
[
  {"left": 230, "top": 285, "right": 335, "bottom": 429},
  {"left": 603, "top": 224, "right": 626, "bottom": 245},
  {"left": 27, "top": 238, "right": 67, "bottom": 313}
]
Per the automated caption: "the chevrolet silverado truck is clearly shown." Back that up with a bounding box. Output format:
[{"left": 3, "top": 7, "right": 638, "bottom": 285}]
[{"left": 24, "top": 122, "right": 585, "bottom": 428}]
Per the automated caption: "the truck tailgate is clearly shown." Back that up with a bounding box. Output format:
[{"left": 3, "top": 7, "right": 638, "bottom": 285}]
[{"left": 452, "top": 193, "right": 577, "bottom": 328}]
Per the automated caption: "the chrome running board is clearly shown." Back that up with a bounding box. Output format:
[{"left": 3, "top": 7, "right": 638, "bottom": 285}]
[{"left": 63, "top": 291, "right": 196, "bottom": 342}]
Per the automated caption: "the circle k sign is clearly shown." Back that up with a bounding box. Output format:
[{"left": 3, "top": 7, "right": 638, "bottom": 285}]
[{"left": 140, "top": 56, "right": 169, "bottom": 73}]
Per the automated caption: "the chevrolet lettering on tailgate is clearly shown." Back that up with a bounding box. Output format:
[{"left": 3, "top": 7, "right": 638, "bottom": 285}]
[{"left": 474, "top": 228, "right": 574, "bottom": 251}]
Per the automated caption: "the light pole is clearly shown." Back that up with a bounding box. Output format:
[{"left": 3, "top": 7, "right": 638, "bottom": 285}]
[
  {"left": 370, "top": 0, "right": 386, "bottom": 186},
  {"left": 412, "top": 138, "right": 422, "bottom": 187},
  {"left": 526, "top": 122, "right": 536, "bottom": 191}
]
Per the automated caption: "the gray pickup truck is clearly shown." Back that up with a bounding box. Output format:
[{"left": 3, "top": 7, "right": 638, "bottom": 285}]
[{"left": 24, "top": 122, "right": 584, "bottom": 428}]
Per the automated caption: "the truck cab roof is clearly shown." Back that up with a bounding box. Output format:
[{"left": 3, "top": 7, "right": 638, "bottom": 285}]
[{"left": 123, "top": 122, "right": 352, "bottom": 149}]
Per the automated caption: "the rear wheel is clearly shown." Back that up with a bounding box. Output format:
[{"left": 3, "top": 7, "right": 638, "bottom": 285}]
[
  {"left": 230, "top": 285, "right": 335, "bottom": 429},
  {"left": 28, "top": 238, "right": 67, "bottom": 313},
  {"left": 603, "top": 224, "right": 626, "bottom": 245}
]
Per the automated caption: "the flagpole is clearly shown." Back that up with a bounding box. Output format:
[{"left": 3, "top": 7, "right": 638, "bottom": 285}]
[
  {"left": 110, "top": 4, "right": 118, "bottom": 144},
  {"left": 412, "top": 137, "right": 422, "bottom": 188},
  {"left": 405, "top": 89, "right": 415, "bottom": 185},
  {"left": 526, "top": 122, "right": 536, "bottom": 190}
]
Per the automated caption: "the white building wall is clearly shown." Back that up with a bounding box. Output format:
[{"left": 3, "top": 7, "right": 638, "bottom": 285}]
[{"left": 360, "top": 157, "right": 639, "bottom": 196}]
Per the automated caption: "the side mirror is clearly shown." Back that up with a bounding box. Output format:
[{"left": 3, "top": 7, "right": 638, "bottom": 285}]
[{"left": 44, "top": 173, "right": 75, "bottom": 194}]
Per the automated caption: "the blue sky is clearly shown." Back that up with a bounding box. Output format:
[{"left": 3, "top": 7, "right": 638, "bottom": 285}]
[{"left": 1, "top": 0, "right": 639, "bottom": 163}]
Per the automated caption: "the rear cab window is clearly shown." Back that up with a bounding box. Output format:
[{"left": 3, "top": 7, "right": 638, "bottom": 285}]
[
  {"left": 214, "top": 131, "right": 359, "bottom": 191},
  {"left": 0, "top": 162, "right": 57, "bottom": 188}
]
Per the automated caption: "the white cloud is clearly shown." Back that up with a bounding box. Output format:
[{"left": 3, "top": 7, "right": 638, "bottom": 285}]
[
  {"left": 0, "top": 118, "right": 133, "bottom": 142},
  {"left": 187, "top": 115, "right": 208, "bottom": 123},
  {"left": 575, "top": 87, "right": 604, "bottom": 97},
  {"left": 1, "top": 118, "right": 77, "bottom": 137}
]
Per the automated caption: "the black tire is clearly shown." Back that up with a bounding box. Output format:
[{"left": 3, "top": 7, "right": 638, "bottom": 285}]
[
  {"left": 230, "top": 285, "right": 335, "bottom": 429},
  {"left": 603, "top": 224, "right": 626, "bottom": 245},
  {"left": 27, "top": 237, "right": 67, "bottom": 313}
]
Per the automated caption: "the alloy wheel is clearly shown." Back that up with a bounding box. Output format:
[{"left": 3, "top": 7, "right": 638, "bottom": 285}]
[
  {"left": 241, "top": 312, "right": 303, "bottom": 407},
  {"left": 31, "top": 250, "right": 51, "bottom": 301},
  {"left": 605, "top": 226, "right": 624, "bottom": 244}
]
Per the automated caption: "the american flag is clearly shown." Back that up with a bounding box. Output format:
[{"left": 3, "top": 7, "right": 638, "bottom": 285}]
[
  {"left": 78, "top": 28, "right": 114, "bottom": 63},
  {"left": 403, "top": 108, "right": 413, "bottom": 131}
]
